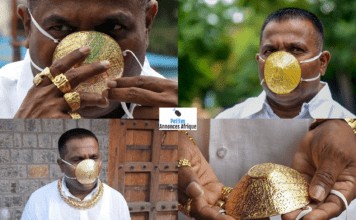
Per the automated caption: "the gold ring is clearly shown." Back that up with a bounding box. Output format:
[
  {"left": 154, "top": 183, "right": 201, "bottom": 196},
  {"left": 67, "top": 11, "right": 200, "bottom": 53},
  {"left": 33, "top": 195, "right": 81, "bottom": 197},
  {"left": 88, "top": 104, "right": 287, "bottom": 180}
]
[
  {"left": 215, "top": 199, "right": 225, "bottom": 208},
  {"left": 178, "top": 159, "right": 191, "bottom": 168},
  {"left": 33, "top": 67, "right": 54, "bottom": 86},
  {"left": 64, "top": 92, "right": 80, "bottom": 112},
  {"left": 68, "top": 112, "right": 81, "bottom": 119},
  {"left": 52, "top": 74, "right": 71, "bottom": 93},
  {"left": 178, "top": 198, "right": 192, "bottom": 216}
]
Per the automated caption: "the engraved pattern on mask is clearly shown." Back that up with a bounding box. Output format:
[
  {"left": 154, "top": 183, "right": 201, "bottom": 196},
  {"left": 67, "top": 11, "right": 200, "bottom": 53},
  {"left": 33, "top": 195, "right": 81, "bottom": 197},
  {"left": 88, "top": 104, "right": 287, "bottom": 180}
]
[
  {"left": 225, "top": 163, "right": 309, "bottom": 219},
  {"left": 53, "top": 31, "right": 124, "bottom": 94}
]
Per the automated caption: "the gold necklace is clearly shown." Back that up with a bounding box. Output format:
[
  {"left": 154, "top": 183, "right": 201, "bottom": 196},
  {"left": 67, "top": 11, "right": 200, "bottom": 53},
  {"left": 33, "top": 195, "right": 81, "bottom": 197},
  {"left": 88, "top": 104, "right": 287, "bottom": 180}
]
[{"left": 57, "top": 177, "right": 104, "bottom": 209}]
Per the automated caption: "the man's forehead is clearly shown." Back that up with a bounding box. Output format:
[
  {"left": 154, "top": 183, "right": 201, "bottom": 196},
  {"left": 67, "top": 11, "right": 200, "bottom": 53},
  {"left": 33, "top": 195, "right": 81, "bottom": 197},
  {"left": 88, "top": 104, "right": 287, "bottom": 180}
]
[{"left": 261, "top": 19, "right": 317, "bottom": 43}]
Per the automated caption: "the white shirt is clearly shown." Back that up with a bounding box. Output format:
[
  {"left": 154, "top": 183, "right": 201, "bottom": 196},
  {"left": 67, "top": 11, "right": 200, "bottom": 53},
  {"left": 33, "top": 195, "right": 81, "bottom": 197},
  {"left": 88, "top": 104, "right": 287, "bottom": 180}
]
[
  {"left": 0, "top": 50, "right": 164, "bottom": 118},
  {"left": 21, "top": 179, "right": 131, "bottom": 220},
  {"left": 209, "top": 119, "right": 355, "bottom": 220},
  {"left": 216, "top": 82, "right": 355, "bottom": 119}
]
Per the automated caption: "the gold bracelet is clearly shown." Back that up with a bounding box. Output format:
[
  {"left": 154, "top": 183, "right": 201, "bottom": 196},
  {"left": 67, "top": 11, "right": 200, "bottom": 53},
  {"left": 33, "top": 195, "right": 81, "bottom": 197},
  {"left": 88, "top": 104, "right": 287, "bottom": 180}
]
[{"left": 345, "top": 118, "right": 356, "bottom": 134}]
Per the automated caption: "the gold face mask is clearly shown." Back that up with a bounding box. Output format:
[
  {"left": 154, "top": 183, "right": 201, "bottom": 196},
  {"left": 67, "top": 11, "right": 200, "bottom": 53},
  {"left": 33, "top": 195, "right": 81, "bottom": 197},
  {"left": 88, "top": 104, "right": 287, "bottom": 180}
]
[
  {"left": 61, "top": 159, "right": 100, "bottom": 185},
  {"left": 53, "top": 31, "right": 124, "bottom": 94},
  {"left": 259, "top": 51, "right": 322, "bottom": 94},
  {"left": 225, "top": 163, "right": 309, "bottom": 219}
]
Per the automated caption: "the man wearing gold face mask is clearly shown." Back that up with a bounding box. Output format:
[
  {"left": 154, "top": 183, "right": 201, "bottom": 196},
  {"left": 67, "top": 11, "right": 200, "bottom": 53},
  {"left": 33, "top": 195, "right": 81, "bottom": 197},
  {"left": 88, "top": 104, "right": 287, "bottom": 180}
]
[
  {"left": 21, "top": 128, "right": 130, "bottom": 220},
  {"left": 216, "top": 8, "right": 354, "bottom": 119},
  {"left": 0, "top": 0, "right": 177, "bottom": 119}
]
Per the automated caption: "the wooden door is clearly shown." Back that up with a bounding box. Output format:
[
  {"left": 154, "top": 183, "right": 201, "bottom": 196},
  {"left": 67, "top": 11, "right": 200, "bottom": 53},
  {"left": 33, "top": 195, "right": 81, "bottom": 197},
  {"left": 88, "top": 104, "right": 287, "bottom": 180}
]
[{"left": 108, "top": 119, "right": 178, "bottom": 220}]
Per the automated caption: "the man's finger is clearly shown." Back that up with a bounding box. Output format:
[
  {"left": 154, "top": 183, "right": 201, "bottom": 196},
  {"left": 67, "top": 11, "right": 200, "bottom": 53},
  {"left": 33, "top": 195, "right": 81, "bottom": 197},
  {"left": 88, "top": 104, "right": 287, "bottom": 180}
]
[
  {"left": 108, "top": 87, "right": 176, "bottom": 107},
  {"left": 309, "top": 157, "right": 347, "bottom": 202},
  {"left": 301, "top": 193, "right": 348, "bottom": 220},
  {"left": 107, "top": 76, "right": 177, "bottom": 92},
  {"left": 65, "top": 61, "right": 110, "bottom": 88},
  {"left": 61, "top": 92, "right": 109, "bottom": 112},
  {"left": 50, "top": 46, "right": 91, "bottom": 77}
]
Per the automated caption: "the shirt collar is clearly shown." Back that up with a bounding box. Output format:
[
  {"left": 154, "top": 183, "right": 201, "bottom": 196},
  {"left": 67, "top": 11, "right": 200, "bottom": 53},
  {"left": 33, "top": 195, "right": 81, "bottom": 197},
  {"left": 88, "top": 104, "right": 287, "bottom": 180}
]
[
  {"left": 306, "top": 82, "right": 334, "bottom": 118},
  {"left": 61, "top": 178, "right": 101, "bottom": 202}
]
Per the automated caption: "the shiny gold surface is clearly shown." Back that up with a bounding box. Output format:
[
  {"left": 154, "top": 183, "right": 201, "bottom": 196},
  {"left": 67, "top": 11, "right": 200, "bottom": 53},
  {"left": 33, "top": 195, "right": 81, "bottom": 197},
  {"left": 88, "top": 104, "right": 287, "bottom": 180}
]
[
  {"left": 53, "top": 31, "right": 124, "bottom": 94},
  {"left": 75, "top": 159, "right": 100, "bottom": 185},
  {"left": 225, "top": 163, "right": 309, "bottom": 219},
  {"left": 58, "top": 177, "right": 103, "bottom": 209},
  {"left": 33, "top": 67, "right": 54, "bottom": 86},
  {"left": 64, "top": 92, "right": 80, "bottom": 112},
  {"left": 264, "top": 51, "right": 301, "bottom": 94},
  {"left": 52, "top": 73, "right": 72, "bottom": 93},
  {"left": 68, "top": 112, "right": 81, "bottom": 119}
]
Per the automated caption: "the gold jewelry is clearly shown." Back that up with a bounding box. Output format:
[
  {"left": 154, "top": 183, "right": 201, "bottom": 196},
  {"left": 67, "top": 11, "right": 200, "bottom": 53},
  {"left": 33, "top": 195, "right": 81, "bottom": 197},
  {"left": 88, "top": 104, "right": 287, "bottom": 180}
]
[
  {"left": 225, "top": 163, "right": 309, "bottom": 219},
  {"left": 345, "top": 118, "right": 356, "bottom": 134},
  {"left": 33, "top": 67, "right": 54, "bottom": 86},
  {"left": 57, "top": 177, "right": 103, "bottom": 209},
  {"left": 179, "top": 131, "right": 196, "bottom": 145},
  {"left": 215, "top": 199, "right": 225, "bottom": 208},
  {"left": 52, "top": 73, "right": 72, "bottom": 93},
  {"left": 178, "top": 159, "right": 191, "bottom": 168},
  {"left": 69, "top": 112, "right": 81, "bottom": 119},
  {"left": 178, "top": 198, "right": 192, "bottom": 216},
  {"left": 221, "top": 186, "right": 233, "bottom": 201},
  {"left": 64, "top": 92, "right": 80, "bottom": 112}
]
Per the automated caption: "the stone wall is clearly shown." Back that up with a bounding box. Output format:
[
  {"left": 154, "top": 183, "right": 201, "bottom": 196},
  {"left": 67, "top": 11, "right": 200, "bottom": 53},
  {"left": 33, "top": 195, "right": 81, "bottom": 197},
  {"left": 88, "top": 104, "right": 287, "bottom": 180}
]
[{"left": 0, "top": 119, "right": 110, "bottom": 220}]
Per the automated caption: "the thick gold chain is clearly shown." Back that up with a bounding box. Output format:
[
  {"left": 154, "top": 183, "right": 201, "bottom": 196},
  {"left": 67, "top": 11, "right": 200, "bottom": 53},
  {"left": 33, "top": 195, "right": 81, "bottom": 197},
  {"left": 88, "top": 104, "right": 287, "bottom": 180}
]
[{"left": 57, "top": 177, "right": 104, "bottom": 209}]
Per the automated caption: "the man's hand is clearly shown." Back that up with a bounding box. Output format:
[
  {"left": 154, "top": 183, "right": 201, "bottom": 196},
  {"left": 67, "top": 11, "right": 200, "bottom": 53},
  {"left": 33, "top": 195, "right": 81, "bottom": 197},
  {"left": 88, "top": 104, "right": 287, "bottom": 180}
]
[
  {"left": 15, "top": 47, "right": 109, "bottom": 118},
  {"left": 283, "top": 120, "right": 356, "bottom": 220},
  {"left": 106, "top": 76, "right": 178, "bottom": 107},
  {"left": 178, "top": 132, "right": 235, "bottom": 220}
]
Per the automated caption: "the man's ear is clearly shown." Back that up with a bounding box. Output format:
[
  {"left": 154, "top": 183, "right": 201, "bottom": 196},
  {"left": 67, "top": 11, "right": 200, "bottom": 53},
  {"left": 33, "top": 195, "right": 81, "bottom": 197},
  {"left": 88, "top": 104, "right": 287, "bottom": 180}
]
[
  {"left": 17, "top": 4, "right": 31, "bottom": 48},
  {"left": 144, "top": 0, "right": 158, "bottom": 49},
  {"left": 319, "top": 50, "right": 331, "bottom": 76}
]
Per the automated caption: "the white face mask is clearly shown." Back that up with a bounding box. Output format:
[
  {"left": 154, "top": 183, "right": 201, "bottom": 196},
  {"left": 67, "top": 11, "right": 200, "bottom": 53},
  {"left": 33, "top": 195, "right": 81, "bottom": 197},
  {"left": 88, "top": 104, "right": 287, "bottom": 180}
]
[
  {"left": 258, "top": 51, "right": 322, "bottom": 94},
  {"left": 29, "top": 9, "right": 144, "bottom": 118}
]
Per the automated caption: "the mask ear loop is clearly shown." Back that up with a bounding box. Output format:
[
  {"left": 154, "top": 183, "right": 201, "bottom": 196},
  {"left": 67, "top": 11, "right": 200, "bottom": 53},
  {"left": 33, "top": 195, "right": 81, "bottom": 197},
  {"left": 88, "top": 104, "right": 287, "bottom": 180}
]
[
  {"left": 295, "top": 189, "right": 348, "bottom": 220},
  {"left": 257, "top": 54, "right": 266, "bottom": 86},
  {"left": 301, "top": 73, "right": 321, "bottom": 82},
  {"left": 299, "top": 52, "right": 322, "bottom": 64},
  {"left": 119, "top": 49, "right": 145, "bottom": 119},
  {"left": 29, "top": 53, "right": 45, "bottom": 72},
  {"left": 295, "top": 206, "right": 312, "bottom": 220},
  {"left": 28, "top": 9, "right": 60, "bottom": 44},
  {"left": 60, "top": 158, "right": 77, "bottom": 180}
]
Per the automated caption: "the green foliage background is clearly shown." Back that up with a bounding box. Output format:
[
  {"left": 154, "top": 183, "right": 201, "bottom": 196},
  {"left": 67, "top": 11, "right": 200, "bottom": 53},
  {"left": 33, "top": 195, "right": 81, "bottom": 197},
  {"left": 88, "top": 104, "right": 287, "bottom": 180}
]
[
  {"left": 179, "top": 0, "right": 356, "bottom": 116},
  {"left": 149, "top": 0, "right": 178, "bottom": 56}
]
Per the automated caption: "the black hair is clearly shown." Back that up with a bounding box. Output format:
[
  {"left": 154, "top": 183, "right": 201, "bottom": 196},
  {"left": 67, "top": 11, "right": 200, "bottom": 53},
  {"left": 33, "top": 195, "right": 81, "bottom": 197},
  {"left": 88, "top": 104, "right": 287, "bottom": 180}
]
[
  {"left": 260, "top": 8, "right": 324, "bottom": 49},
  {"left": 58, "top": 128, "right": 98, "bottom": 158}
]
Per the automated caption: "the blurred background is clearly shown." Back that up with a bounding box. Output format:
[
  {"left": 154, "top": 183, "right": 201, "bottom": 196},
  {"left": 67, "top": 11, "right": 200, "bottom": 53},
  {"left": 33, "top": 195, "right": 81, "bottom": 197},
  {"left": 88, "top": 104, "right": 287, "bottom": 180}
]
[
  {"left": 179, "top": 0, "right": 356, "bottom": 118},
  {"left": 0, "top": 0, "right": 178, "bottom": 79}
]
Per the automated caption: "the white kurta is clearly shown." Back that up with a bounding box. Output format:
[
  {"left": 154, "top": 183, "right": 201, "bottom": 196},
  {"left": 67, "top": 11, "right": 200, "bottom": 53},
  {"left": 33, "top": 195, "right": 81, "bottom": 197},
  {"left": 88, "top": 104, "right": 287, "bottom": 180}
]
[
  {"left": 21, "top": 179, "right": 131, "bottom": 220},
  {"left": 216, "top": 83, "right": 355, "bottom": 119},
  {"left": 209, "top": 119, "right": 355, "bottom": 220},
  {"left": 0, "top": 50, "right": 163, "bottom": 118}
]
